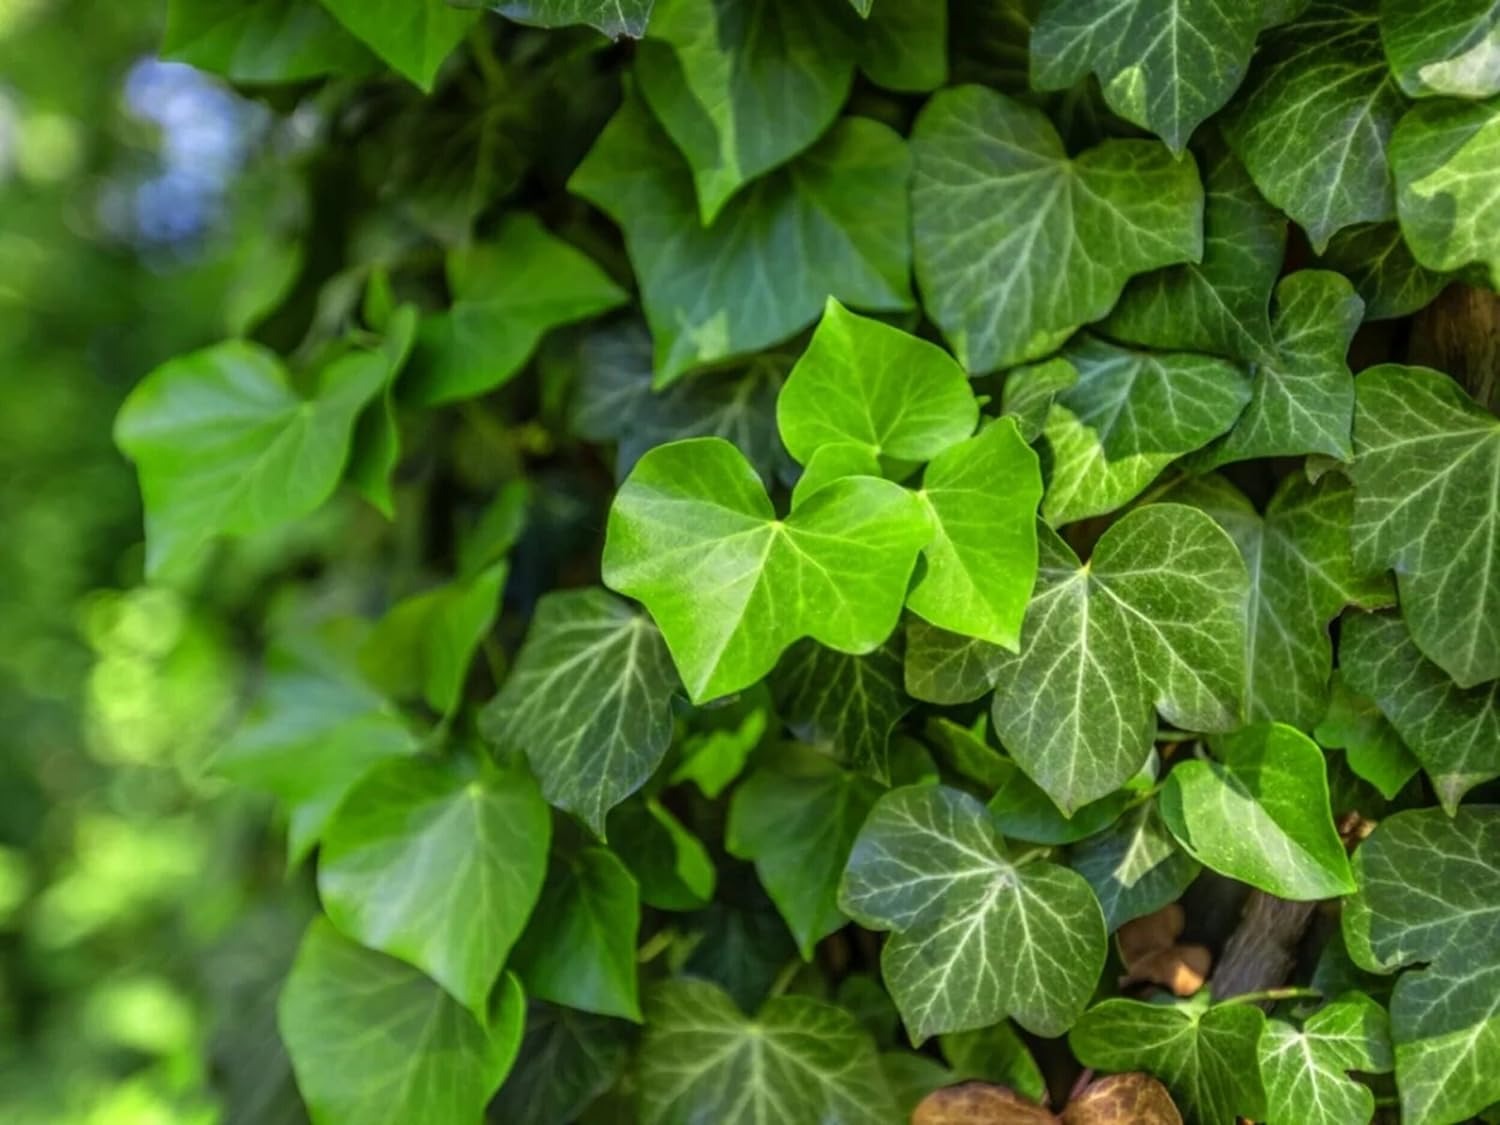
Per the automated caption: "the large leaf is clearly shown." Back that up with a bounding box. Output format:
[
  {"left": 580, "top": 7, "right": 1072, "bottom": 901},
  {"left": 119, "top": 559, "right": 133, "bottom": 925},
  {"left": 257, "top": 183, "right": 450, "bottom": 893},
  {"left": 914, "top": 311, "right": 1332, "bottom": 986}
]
[
  {"left": 911, "top": 85, "right": 1202, "bottom": 374},
  {"left": 492, "top": 0, "right": 654, "bottom": 37},
  {"left": 1030, "top": 0, "right": 1288, "bottom": 152},
  {"left": 489, "top": 1005, "right": 633, "bottom": 1125},
  {"left": 317, "top": 758, "right": 551, "bottom": 1016},
  {"left": 1103, "top": 132, "right": 1285, "bottom": 363},
  {"left": 1381, "top": 0, "right": 1500, "bottom": 99},
  {"left": 479, "top": 588, "right": 679, "bottom": 836},
  {"left": 1315, "top": 222, "right": 1448, "bottom": 320},
  {"left": 635, "top": 978, "right": 899, "bottom": 1124},
  {"left": 317, "top": 0, "right": 476, "bottom": 90},
  {"left": 279, "top": 920, "right": 524, "bottom": 1125},
  {"left": 571, "top": 90, "right": 912, "bottom": 387},
  {"left": 1224, "top": 2, "right": 1406, "bottom": 250},
  {"left": 601, "top": 437, "right": 930, "bottom": 702},
  {"left": 114, "top": 340, "right": 386, "bottom": 580},
  {"left": 1349, "top": 363, "right": 1500, "bottom": 687},
  {"left": 1070, "top": 996, "right": 1267, "bottom": 1125},
  {"left": 1258, "top": 993, "right": 1392, "bottom": 1125},
  {"left": 1344, "top": 806, "right": 1500, "bottom": 1125},
  {"left": 726, "top": 742, "right": 883, "bottom": 958},
  {"left": 988, "top": 504, "right": 1248, "bottom": 813},
  {"left": 771, "top": 639, "right": 910, "bottom": 782},
  {"left": 838, "top": 785, "right": 1106, "bottom": 1042},
  {"left": 404, "top": 213, "right": 627, "bottom": 405},
  {"left": 1160, "top": 722, "right": 1356, "bottom": 899},
  {"left": 1390, "top": 95, "right": 1500, "bottom": 286},
  {"left": 162, "top": 0, "right": 375, "bottom": 81},
  {"left": 1069, "top": 800, "right": 1201, "bottom": 932},
  {"left": 1340, "top": 611, "right": 1500, "bottom": 812}
]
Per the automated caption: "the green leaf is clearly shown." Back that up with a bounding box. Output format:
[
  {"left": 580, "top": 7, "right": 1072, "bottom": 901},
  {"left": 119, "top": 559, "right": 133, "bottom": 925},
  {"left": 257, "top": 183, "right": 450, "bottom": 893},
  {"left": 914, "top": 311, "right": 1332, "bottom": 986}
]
[
  {"left": 1344, "top": 806, "right": 1500, "bottom": 1125},
  {"left": 347, "top": 305, "right": 420, "bottom": 520},
  {"left": 317, "top": 0, "right": 477, "bottom": 91},
  {"left": 770, "top": 639, "right": 910, "bottom": 782},
  {"left": 858, "top": 0, "right": 948, "bottom": 93},
  {"left": 279, "top": 920, "right": 524, "bottom": 1125},
  {"left": 988, "top": 758, "right": 1133, "bottom": 847},
  {"left": 1030, "top": 0, "right": 1288, "bottom": 152},
  {"left": 607, "top": 798, "right": 716, "bottom": 911},
  {"left": 776, "top": 299, "right": 977, "bottom": 466},
  {"left": 635, "top": 978, "right": 899, "bottom": 1125},
  {"left": 1315, "top": 223, "right": 1448, "bottom": 320},
  {"left": 1172, "top": 472, "right": 1390, "bottom": 731},
  {"left": 1315, "top": 671, "right": 1420, "bottom": 801},
  {"left": 988, "top": 505, "right": 1248, "bottom": 812},
  {"left": 925, "top": 716, "right": 1010, "bottom": 789},
  {"left": 1224, "top": 2, "right": 1406, "bottom": 251},
  {"left": 1193, "top": 271, "right": 1364, "bottom": 467},
  {"left": 789, "top": 442, "right": 885, "bottom": 508},
  {"left": 1002, "top": 356, "right": 1078, "bottom": 444},
  {"left": 509, "top": 847, "right": 642, "bottom": 1021},
  {"left": 669, "top": 686, "right": 769, "bottom": 797},
  {"left": 602, "top": 437, "right": 930, "bottom": 702},
  {"left": 940, "top": 1022, "right": 1046, "bottom": 1103},
  {"left": 1340, "top": 611, "right": 1500, "bottom": 812},
  {"left": 1391, "top": 95, "right": 1500, "bottom": 287},
  {"left": 1103, "top": 132, "right": 1285, "bottom": 363},
  {"left": 571, "top": 90, "right": 912, "bottom": 388},
  {"left": 114, "top": 340, "right": 387, "bottom": 580},
  {"left": 492, "top": 0, "right": 654, "bottom": 37},
  {"left": 904, "top": 620, "right": 1001, "bottom": 706},
  {"left": 1070, "top": 800, "right": 1201, "bottom": 931},
  {"left": 1015, "top": 335, "right": 1250, "bottom": 525},
  {"left": 1160, "top": 722, "right": 1356, "bottom": 899},
  {"left": 912, "top": 85, "right": 1203, "bottom": 374},
  {"left": 1258, "top": 993, "right": 1392, "bottom": 1125},
  {"left": 1381, "top": 0, "right": 1500, "bottom": 99},
  {"left": 1349, "top": 363, "right": 1500, "bottom": 687},
  {"left": 726, "top": 742, "right": 883, "bottom": 958},
  {"left": 405, "top": 213, "right": 627, "bottom": 405},
  {"left": 838, "top": 785, "right": 1106, "bottom": 1041},
  {"left": 907, "top": 419, "right": 1042, "bottom": 650},
  {"left": 489, "top": 1005, "right": 633, "bottom": 1125},
  {"left": 317, "top": 758, "right": 551, "bottom": 1015},
  {"left": 479, "top": 588, "right": 679, "bottom": 836},
  {"left": 162, "top": 0, "right": 375, "bottom": 82},
  {"left": 1071, "top": 996, "right": 1267, "bottom": 1125}
]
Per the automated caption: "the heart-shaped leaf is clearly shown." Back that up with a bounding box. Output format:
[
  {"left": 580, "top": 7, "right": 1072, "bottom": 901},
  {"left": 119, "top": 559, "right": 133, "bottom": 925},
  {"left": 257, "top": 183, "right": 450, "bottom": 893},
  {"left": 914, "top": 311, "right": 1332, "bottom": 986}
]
[{"left": 1258, "top": 993, "right": 1392, "bottom": 1125}]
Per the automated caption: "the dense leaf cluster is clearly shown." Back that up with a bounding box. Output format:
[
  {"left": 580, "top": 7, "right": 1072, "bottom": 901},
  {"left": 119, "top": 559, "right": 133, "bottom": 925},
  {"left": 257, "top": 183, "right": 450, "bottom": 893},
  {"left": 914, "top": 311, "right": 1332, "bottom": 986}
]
[{"left": 120, "top": 1, "right": 1500, "bottom": 1122}]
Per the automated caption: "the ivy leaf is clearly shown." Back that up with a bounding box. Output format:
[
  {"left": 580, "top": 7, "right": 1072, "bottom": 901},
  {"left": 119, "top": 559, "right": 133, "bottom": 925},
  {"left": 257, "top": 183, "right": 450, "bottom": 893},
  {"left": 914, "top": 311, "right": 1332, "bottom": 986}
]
[
  {"left": 912, "top": 85, "right": 1203, "bottom": 374},
  {"left": 1160, "top": 722, "right": 1356, "bottom": 899},
  {"left": 510, "top": 847, "right": 642, "bottom": 1021},
  {"left": 726, "top": 742, "right": 883, "bottom": 958},
  {"left": 279, "top": 920, "right": 525, "bottom": 1125},
  {"left": 940, "top": 1022, "right": 1046, "bottom": 1102},
  {"left": 317, "top": 758, "right": 551, "bottom": 1016},
  {"left": 1194, "top": 271, "right": 1364, "bottom": 468},
  {"left": 1224, "top": 2, "right": 1406, "bottom": 250},
  {"left": 1002, "top": 356, "right": 1079, "bottom": 444},
  {"left": 790, "top": 442, "right": 885, "bottom": 508},
  {"left": 571, "top": 90, "right": 912, "bottom": 387},
  {"left": 490, "top": 1005, "right": 633, "bottom": 1125},
  {"left": 771, "top": 639, "right": 910, "bottom": 782},
  {"left": 777, "top": 299, "right": 977, "bottom": 466},
  {"left": 607, "top": 798, "right": 716, "bottom": 911},
  {"left": 114, "top": 340, "right": 387, "bottom": 580},
  {"left": 347, "top": 305, "right": 419, "bottom": 520},
  {"left": 1030, "top": 0, "right": 1288, "bottom": 152},
  {"left": 1391, "top": 96, "right": 1500, "bottom": 286},
  {"left": 317, "top": 0, "right": 477, "bottom": 91},
  {"left": 907, "top": 419, "right": 1043, "bottom": 650},
  {"left": 858, "top": 0, "right": 948, "bottom": 93},
  {"left": 1258, "top": 993, "right": 1392, "bottom": 1125},
  {"left": 1344, "top": 806, "right": 1500, "bottom": 1125},
  {"left": 162, "top": 0, "right": 375, "bottom": 82},
  {"left": 1349, "top": 363, "right": 1500, "bottom": 687},
  {"left": 405, "top": 214, "right": 627, "bottom": 405},
  {"left": 988, "top": 505, "right": 1248, "bottom": 813},
  {"left": 1316, "top": 223, "right": 1448, "bottom": 320},
  {"left": 1381, "top": 0, "right": 1500, "bottom": 99},
  {"left": 1070, "top": 996, "right": 1267, "bottom": 1125},
  {"left": 838, "top": 785, "right": 1106, "bottom": 1041},
  {"left": 1315, "top": 671, "right": 1421, "bottom": 801},
  {"left": 1103, "top": 133, "right": 1286, "bottom": 364},
  {"left": 1340, "top": 611, "right": 1500, "bottom": 812},
  {"left": 635, "top": 977, "right": 899, "bottom": 1124},
  {"left": 479, "top": 588, "right": 679, "bottom": 837},
  {"left": 492, "top": 0, "right": 654, "bottom": 37},
  {"left": 904, "top": 619, "right": 1003, "bottom": 706},
  {"left": 1070, "top": 800, "right": 1201, "bottom": 932},
  {"left": 602, "top": 437, "right": 930, "bottom": 702},
  {"left": 1014, "top": 335, "right": 1250, "bottom": 525}
]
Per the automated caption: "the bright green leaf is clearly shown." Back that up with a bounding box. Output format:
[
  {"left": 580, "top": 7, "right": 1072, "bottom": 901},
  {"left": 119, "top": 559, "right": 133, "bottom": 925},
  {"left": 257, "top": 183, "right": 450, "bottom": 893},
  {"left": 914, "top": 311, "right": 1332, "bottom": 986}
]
[
  {"left": 789, "top": 442, "right": 884, "bottom": 509},
  {"left": 346, "top": 305, "right": 419, "bottom": 520},
  {"left": 317, "top": 0, "right": 477, "bottom": 91},
  {"left": 162, "top": 0, "right": 375, "bottom": 82},
  {"left": 1381, "top": 0, "right": 1500, "bottom": 99},
  {"left": 940, "top": 1021, "right": 1046, "bottom": 1103},
  {"left": 1070, "top": 799, "right": 1201, "bottom": 931},
  {"left": 1258, "top": 993, "right": 1392, "bottom": 1125},
  {"left": 770, "top": 639, "right": 909, "bottom": 782}
]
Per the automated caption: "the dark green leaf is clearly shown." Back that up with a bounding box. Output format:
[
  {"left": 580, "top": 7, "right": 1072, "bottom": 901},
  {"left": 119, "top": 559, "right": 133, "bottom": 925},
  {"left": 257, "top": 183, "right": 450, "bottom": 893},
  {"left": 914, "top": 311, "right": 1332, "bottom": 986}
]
[
  {"left": 318, "top": 0, "right": 477, "bottom": 91},
  {"left": 162, "top": 0, "right": 375, "bottom": 82},
  {"left": 771, "top": 639, "right": 910, "bottom": 782},
  {"left": 1070, "top": 800, "right": 1201, "bottom": 931},
  {"left": 489, "top": 1005, "right": 634, "bottom": 1125},
  {"left": 493, "top": 0, "right": 654, "bottom": 37}
]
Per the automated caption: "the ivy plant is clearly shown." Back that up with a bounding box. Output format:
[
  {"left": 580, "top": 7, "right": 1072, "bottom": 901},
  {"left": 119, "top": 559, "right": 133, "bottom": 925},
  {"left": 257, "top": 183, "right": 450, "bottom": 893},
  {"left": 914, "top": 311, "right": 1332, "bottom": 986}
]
[{"left": 120, "top": 1, "right": 1500, "bottom": 1122}]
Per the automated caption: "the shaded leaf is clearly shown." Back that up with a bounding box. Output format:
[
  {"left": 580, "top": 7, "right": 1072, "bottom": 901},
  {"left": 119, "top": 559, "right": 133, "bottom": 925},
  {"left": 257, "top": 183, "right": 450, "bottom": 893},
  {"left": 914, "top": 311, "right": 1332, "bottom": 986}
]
[
  {"left": 162, "top": 0, "right": 374, "bottom": 82},
  {"left": 771, "top": 639, "right": 909, "bottom": 782},
  {"left": 489, "top": 1004, "right": 634, "bottom": 1125},
  {"left": 318, "top": 0, "right": 476, "bottom": 90},
  {"left": 1315, "top": 672, "right": 1420, "bottom": 800},
  {"left": 492, "top": 0, "right": 654, "bottom": 37},
  {"left": 1316, "top": 223, "right": 1448, "bottom": 320},
  {"left": 1070, "top": 801, "right": 1201, "bottom": 932}
]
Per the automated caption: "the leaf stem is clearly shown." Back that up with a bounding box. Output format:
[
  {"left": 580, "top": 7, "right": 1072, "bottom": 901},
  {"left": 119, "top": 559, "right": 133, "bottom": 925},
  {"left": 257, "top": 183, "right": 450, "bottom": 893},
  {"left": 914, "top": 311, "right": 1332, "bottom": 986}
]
[{"left": 1217, "top": 986, "right": 1322, "bottom": 1008}]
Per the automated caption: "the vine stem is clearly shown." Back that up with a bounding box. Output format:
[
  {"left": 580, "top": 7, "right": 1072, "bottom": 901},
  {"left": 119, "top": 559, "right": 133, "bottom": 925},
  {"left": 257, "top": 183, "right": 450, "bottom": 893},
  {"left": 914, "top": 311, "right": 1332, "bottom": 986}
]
[{"left": 1218, "top": 985, "right": 1321, "bottom": 1007}]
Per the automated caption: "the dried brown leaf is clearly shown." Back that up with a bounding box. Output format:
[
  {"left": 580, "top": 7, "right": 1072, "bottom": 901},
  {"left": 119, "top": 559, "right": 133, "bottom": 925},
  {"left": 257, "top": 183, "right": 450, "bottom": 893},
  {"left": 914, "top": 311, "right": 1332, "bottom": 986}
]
[
  {"left": 913, "top": 1081, "right": 1058, "bottom": 1124},
  {"left": 1060, "top": 1073, "right": 1183, "bottom": 1125}
]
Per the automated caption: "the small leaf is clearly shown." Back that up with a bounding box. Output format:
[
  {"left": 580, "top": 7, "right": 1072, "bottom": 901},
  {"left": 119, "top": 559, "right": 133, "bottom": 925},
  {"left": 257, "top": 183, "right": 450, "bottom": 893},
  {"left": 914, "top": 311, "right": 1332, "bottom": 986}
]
[
  {"left": 940, "top": 1022, "right": 1046, "bottom": 1103},
  {"left": 1315, "top": 223, "right": 1448, "bottom": 320},
  {"left": 162, "top": 0, "right": 375, "bottom": 82},
  {"left": 1159, "top": 722, "right": 1356, "bottom": 899},
  {"left": 492, "top": 0, "right": 653, "bottom": 37},
  {"left": 607, "top": 798, "right": 716, "bottom": 911},
  {"left": 771, "top": 639, "right": 910, "bottom": 782},
  {"left": 347, "top": 305, "right": 420, "bottom": 520},
  {"left": 490, "top": 1005, "right": 633, "bottom": 1125},
  {"left": 602, "top": 437, "right": 930, "bottom": 702},
  {"left": 912, "top": 85, "right": 1202, "bottom": 374},
  {"left": 1315, "top": 672, "right": 1420, "bottom": 800},
  {"left": 839, "top": 785, "right": 1106, "bottom": 1041},
  {"left": 1070, "top": 801, "right": 1201, "bottom": 932},
  {"left": 1258, "top": 992, "right": 1392, "bottom": 1125},
  {"left": 279, "top": 920, "right": 524, "bottom": 1125},
  {"left": 1381, "top": 0, "right": 1500, "bottom": 99},
  {"left": 318, "top": 0, "right": 476, "bottom": 91},
  {"left": 317, "top": 757, "right": 550, "bottom": 1016}
]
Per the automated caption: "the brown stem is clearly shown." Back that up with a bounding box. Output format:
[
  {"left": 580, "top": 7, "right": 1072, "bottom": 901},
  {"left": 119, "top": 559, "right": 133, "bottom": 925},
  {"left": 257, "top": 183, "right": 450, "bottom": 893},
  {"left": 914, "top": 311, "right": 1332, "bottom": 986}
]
[
  {"left": 1208, "top": 891, "right": 1316, "bottom": 1001},
  {"left": 1407, "top": 283, "right": 1500, "bottom": 412}
]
